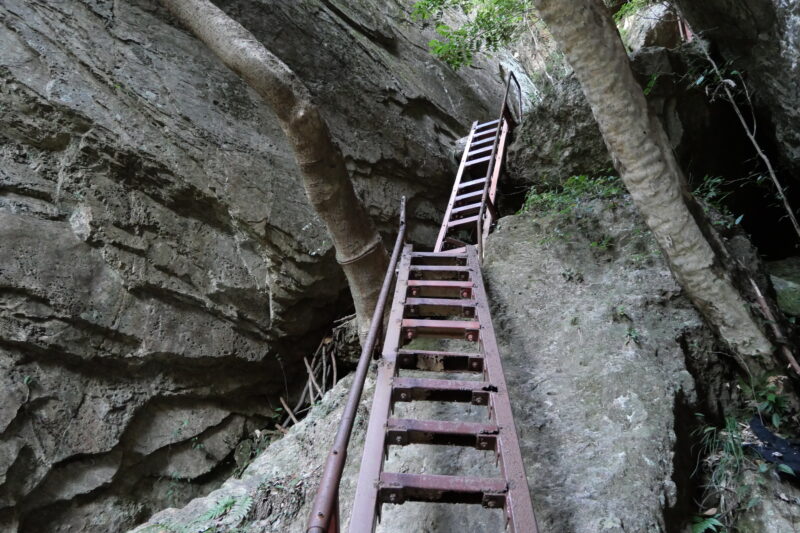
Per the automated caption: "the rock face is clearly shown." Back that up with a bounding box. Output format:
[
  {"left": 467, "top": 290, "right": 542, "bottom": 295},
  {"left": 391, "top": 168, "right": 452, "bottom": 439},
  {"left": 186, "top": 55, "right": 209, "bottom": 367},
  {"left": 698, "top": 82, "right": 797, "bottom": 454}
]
[
  {"left": 131, "top": 195, "right": 715, "bottom": 532},
  {"left": 675, "top": 0, "right": 800, "bottom": 178},
  {"left": 505, "top": 76, "right": 612, "bottom": 193},
  {"left": 620, "top": 4, "right": 683, "bottom": 52},
  {"left": 768, "top": 257, "right": 800, "bottom": 316},
  {"left": 0, "top": 0, "right": 514, "bottom": 529}
]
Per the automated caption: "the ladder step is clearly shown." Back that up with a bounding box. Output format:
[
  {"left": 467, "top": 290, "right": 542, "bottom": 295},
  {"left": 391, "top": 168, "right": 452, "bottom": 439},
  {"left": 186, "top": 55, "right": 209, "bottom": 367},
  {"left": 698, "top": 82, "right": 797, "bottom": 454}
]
[
  {"left": 458, "top": 178, "right": 487, "bottom": 190},
  {"left": 391, "top": 377, "right": 495, "bottom": 405},
  {"left": 409, "top": 265, "right": 470, "bottom": 281},
  {"left": 396, "top": 349, "right": 484, "bottom": 372},
  {"left": 467, "top": 145, "right": 494, "bottom": 158},
  {"left": 464, "top": 155, "right": 492, "bottom": 167},
  {"left": 472, "top": 128, "right": 498, "bottom": 140},
  {"left": 448, "top": 215, "right": 480, "bottom": 229},
  {"left": 401, "top": 318, "right": 480, "bottom": 341},
  {"left": 469, "top": 136, "right": 497, "bottom": 149},
  {"left": 378, "top": 472, "right": 507, "bottom": 507},
  {"left": 454, "top": 190, "right": 484, "bottom": 205},
  {"left": 386, "top": 418, "right": 499, "bottom": 449},
  {"left": 476, "top": 119, "right": 500, "bottom": 129},
  {"left": 404, "top": 297, "right": 476, "bottom": 318},
  {"left": 406, "top": 280, "right": 473, "bottom": 299},
  {"left": 451, "top": 202, "right": 483, "bottom": 216}
]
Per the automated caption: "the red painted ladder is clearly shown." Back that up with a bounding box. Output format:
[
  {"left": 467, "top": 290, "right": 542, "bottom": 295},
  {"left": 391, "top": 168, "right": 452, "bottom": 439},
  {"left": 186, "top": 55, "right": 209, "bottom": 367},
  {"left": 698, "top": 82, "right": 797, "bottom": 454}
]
[
  {"left": 305, "top": 73, "right": 534, "bottom": 533},
  {"left": 349, "top": 245, "right": 538, "bottom": 532}
]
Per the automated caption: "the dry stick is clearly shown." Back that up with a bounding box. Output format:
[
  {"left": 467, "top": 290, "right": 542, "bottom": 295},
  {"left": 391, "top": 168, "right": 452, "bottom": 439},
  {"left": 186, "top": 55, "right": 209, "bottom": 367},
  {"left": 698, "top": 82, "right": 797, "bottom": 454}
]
[
  {"left": 279, "top": 396, "right": 300, "bottom": 425},
  {"left": 748, "top": 276, "right": 800, "bottom": 376},
  {"left": 703, "top": 50, "right": 800, "bottom": 240},
  {"left": 330, "top": 348, "right": 337, "bottom": 389},
  {"left": 321, "top": 344, "right": 328, "bottom": 393},
  {"left": 304, "top": 356, "right": 324, "bottom": 399}
]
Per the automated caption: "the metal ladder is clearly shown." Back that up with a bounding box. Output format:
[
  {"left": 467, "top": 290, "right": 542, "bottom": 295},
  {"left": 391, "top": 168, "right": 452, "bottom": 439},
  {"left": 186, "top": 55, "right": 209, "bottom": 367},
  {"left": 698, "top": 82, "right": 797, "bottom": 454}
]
[
  {"left": 349, "top": 245, "right": 538, "bottom": 532},
  {"left": 305, "top": 72, "right": 535, "bottom": 533},
  {"left": 434, "top": 76, "right": 519, "bottom": 255}
]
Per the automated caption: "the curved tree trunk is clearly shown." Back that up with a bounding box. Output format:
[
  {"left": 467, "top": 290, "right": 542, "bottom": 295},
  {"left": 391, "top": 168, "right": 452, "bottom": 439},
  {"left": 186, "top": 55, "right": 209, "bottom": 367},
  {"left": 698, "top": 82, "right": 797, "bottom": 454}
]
[
  {"left": 161, "top": 0, "right": 388, "bottom": 336},
  {"left": 532, "top": 0, "right": 773, "bottom": 359}
]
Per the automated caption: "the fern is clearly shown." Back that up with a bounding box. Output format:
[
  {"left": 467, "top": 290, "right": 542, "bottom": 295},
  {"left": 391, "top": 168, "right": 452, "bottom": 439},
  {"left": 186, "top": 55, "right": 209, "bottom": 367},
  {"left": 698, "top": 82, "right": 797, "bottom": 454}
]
[
  {"left": 198, "top": 496, "right": 237, "bottom": 522},
  {"left": 691, "top": 515, "right": 724, "bottom": 533},
  {"left": 224, "top": 496, "right": 253, "bottom": 526}
]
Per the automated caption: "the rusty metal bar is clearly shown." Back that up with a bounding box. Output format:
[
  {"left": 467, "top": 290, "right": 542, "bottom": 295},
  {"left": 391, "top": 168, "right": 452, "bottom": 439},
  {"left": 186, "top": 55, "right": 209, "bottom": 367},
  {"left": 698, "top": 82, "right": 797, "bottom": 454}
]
[
  {"left": 465, "top": 245, "right": 539, "bottom": 533},
  {"left": 378, "top": 472, "right": 507, "bottom": 507},
  {"left": 477, "top": 72, "right": 520, "bottom": 257},
  {"left": 349, "top": 242, "right": 413, "bottom": 532},
  {"left": 435, "top": 122, "right": 478, "bottom": 252},
  {"left": 305, "top": 198, "right": 407, "bottom": 533}
]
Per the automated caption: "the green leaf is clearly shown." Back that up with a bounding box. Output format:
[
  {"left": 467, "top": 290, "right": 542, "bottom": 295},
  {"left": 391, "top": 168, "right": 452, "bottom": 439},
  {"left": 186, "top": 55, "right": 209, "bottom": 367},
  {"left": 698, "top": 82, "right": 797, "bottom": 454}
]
[
  {"left": 772, "top": 412, "right": 782, "bottom": 428},
  {"left": 695, "top": 75, "right": 706, "bottom": 86},
  {"left": 778, "top": 464, "right": 795, "bottom": 476},
  {"left": 735, "top": 214, "right": 744, "bottom": 225},
  {"left": 692, "top": 516, "right": 723, "bottom": 533},
  {"left": 759, "top": 462, "right": 769, "bottom": 473}
]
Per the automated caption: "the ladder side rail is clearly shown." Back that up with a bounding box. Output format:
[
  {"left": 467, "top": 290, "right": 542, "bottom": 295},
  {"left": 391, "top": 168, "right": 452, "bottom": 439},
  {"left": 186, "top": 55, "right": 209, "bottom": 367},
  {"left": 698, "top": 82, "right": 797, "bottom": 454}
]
[
  {"left": 434, "top": 121, "right": 479, "bottom": 252},
  {"left": 475, "top": 123, "right": 503, "bottom": 256},
  {"left": 466, "top": 246, "right": 539, "bottom": 533},
  {"left": 481, "top": 120, "right": 511, "bottom": 250},
  {"left": 306, "top": 199, "right": 407, "bottom": 533},
  {"left": 477, "top": 72, "right": 522, "bottom": 256},
  {"left": 349, "top": 244, "right": 414, "bottom": 532}
]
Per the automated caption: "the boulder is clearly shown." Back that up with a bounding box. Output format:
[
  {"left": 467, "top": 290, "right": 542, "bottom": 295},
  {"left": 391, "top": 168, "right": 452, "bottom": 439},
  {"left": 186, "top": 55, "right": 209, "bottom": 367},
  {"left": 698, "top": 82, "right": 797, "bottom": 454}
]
[
  {"left": 619, "top": 4, "right": 683, "bottom": 52},
  {"left": 130, "top": 195, "right": 716, "bottom": 532},
  {"left": 768, "top": 257, "right": 800, "bottom": 316}
]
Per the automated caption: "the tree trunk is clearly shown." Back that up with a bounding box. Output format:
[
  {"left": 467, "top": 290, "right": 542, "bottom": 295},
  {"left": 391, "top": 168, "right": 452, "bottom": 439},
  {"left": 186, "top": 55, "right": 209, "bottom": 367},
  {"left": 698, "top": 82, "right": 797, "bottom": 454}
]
[
  {"left": 532, "top": 0, "right": 773, "bottom": 358},
  {"left": 161, "top": 0, "right": 388, "bottom": 336}
]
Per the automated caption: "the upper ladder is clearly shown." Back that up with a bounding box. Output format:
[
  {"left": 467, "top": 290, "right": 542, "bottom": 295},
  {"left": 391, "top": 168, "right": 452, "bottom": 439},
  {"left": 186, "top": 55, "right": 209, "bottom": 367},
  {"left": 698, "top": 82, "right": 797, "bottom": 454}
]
[{"left": 434, "top": 74, "right": 522, "bottom": 256}]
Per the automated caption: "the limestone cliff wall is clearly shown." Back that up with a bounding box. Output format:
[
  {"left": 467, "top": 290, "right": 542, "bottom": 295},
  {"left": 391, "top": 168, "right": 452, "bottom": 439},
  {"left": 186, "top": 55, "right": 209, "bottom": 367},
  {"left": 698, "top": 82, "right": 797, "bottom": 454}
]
[{"left": 0, "top": 0, "right": 514, "bottom": 529}]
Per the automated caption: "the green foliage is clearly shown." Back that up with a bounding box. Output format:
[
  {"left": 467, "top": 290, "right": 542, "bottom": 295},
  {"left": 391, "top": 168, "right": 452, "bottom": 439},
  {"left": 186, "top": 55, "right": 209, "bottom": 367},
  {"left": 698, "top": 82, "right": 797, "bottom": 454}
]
[
  {"left": 590, "top": 234, "right": 614, "bottom": 250},
  {"left": 625, "top": 327, "right": 641, "bottom": 345},
  {"left": 691, "top": 515, "right": 724, "bottom": 533},
  {"left": 691, "top": 175, "right": 742, "bottom": 229},
  {"left": 613, "top": 0, "right": 653, "bottom": 23},
  {"left": 412, "top": 0, "right": 532, "bottom": 68},
  {"left": 149, "top": 495, "right": 254, "bottom": 533},
  {"left": 643, "top": 73, "right": 659, "bottom": 96},
  {"left": 519, "top": 174, "right": 623, "bottom": 215},
  {"left": 740, "top": 374, "right": 789, "bottom": 429}
]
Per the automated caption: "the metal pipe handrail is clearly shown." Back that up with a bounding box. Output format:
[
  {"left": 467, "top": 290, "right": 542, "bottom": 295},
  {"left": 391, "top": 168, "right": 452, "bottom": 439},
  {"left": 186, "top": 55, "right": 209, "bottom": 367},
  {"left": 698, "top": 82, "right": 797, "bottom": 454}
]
[{"left": 306, "top": 198, "right": 407, "bottom": 533}]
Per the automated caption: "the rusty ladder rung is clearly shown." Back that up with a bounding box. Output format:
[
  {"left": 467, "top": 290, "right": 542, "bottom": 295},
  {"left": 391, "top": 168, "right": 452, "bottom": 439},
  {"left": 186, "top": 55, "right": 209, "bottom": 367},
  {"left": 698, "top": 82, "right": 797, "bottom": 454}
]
[
  {"left": 396, "top": 349, "right": 484, "bottom": 372},
  {"left": 378, "top": 472, "right": 507, "bottom": 507},
  {"left": 386, "top": 418, "right": 499, "bottom": 450}
]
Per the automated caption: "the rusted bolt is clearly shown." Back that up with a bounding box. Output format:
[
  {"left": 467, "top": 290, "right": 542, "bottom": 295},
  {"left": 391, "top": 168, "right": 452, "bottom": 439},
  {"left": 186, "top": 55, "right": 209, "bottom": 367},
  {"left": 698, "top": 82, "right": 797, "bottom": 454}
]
[
  {"left": 389, "top": 493, "right": 398, "bottom": 502},
  {"left": 487, "top": 499, "right": 496, "bottom": 508},
  {"left": 400, "top": 392, "right": 408, "bottom": 400},
  {"left": 410, "top": 288, "right": 419, "bottom": 296},
  {"left": 480, "top": 441, "right": 488, "bottom": 449},
  {"left": 474, "top": 396, "right": 483, "bottom": 404},
  {"left": 471, "top": 361, "right": 479, "bottom": 369},
  {"left": 406, "top": 329, "right": 414, "bottom": 340},
  {"left": 395, "top": 436, "right": 403, "bottom": 443},
  {"left": 460, "top": 289, "right": 470, "bottom": 298},
  {"left": 466, "top": 332, "right": 476, "bottom": 342}
]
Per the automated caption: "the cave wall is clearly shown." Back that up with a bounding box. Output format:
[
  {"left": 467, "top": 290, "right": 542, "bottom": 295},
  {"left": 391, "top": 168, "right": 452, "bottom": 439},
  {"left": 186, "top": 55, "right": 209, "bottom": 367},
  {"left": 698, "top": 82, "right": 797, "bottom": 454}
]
[
  {"left": 0, "top": 0, "right": 515, "bottom": 530},
  {"left": 675, "top": 0, "right": 800, "bottom": 178}
]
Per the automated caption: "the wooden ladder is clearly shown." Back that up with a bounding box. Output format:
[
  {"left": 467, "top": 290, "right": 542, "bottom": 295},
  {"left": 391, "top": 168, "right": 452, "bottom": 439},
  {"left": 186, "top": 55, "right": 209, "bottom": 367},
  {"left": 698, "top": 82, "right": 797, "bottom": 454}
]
[{"left": 349, "top": 246, "right": 538, "bottom": 532}]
